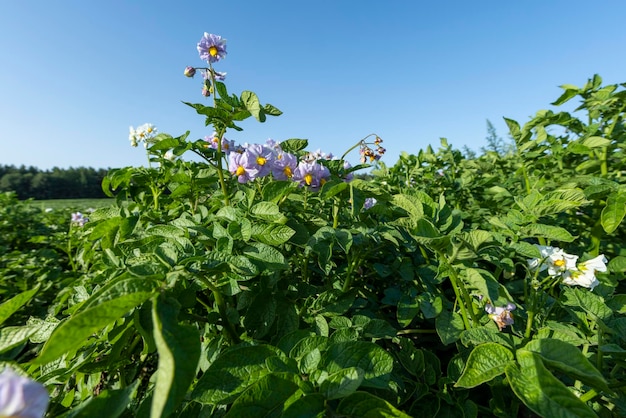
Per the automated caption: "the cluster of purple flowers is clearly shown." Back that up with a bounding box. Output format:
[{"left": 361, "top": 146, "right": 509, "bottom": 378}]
[
  {"left": 224, "top": 138, "right": 354, "bottom": 190},
  {"left": 70, "top": 212, "right": 89, "bottom": 227}
]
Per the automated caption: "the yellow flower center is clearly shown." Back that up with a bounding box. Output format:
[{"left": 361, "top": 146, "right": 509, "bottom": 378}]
[
  {"left": 304, "top": 173, "right": 313, "bottom": 185},
  {"left": 209, "top": 46, "right": 219, "bottom": 57},
  {"left": 553, "top": 259, "right": 565, "bottom": 267},
  {"left": 235, "top": 166, "right": 246, "bottom": 176},
  {"left": 256, "top": 156, "right": 267, "bottom": 166},
  {"left": 283, "top": 166, "right": 292, "bottom": 178}
]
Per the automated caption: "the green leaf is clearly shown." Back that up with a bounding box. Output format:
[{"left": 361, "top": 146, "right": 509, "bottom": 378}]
[
  {"left": 362, "top": 319, "right": 397, "bottom": 339},
  {"left": 321, "top": 341, "right": 393, "bottom": 389},
  {"left": 523, "top": 223, "right": 575, "bottom": 242},
  {"left": 0, "top": 285, "right": 40, "bottom": 326},
  {"left": 435, "top": 309, "right": 464, "bottom": 345},
  {"left": 392, "top": 194, "right": 424, "bottom": 220},
  {"left": 396, "top": 294, "right": 419, "bottom": 327},
  {"left": 299, "top": 347, "right": 322, "bottom": 374},
  {"left": 506, "top": 351, "right": 597, "bottom": 418},
  {"left": 551, "top": 87, "right": 579, "bottom": 106},
  {"left": 320, "top": 367, "right": 364, "bottom": 400},
  {"left": 244, "top": 290, "right": 277, "bottom": 339},
  {"left": 601, "top": 191, "right": 626, "bottom": 234},
  {"left": 251, "top": 224, "right": 295, "bottom": 246},
  {"left": 263, "top": 103, "right": 283, "bottom": 116},
  {"left": 462, "top": 268, "right": 500, "bottom": 303},
  {"left": 581, "top": 136, "right": 611, "bottom": 148},
  {"left": 282, "top": 394, "right": 326, "bottom": 418},
  {"left": 522, "top": 339, "right": 611, "bottom": 393},
  {"left": 225, "top": 373, "right": 300, "bottom": 417},
  {"left": 192, "top": 344, "right": 283, "bottom": 404},
  {"left": 455, "top": 343, "right": 514, "bottom": 388},
  {"left": 35, "top": 279, "right": 158, "bottom": 363},
  {"left": 509, "top": 242, "right": 541, "bottom": 259},
  {"left": 243, "top": 242, "right": 288, "bottom": 270},
  {"left": 65, "top": 381, "right": 139, "bottom": 418},
  {"left": 336, "top": 392, "right": 412, "bottom": 417},
  {"left": 0, "top": 325, "right": 37, "bottom": 354},
  {"left": 151, "top": 298, "right": 201, "bottom": 418},
  {"left": 562, "top": 287, "right": 613, "bottom": 322},
  {"left": 396, "top": 338, "right": 425, "bottom": 377},
  {"left": 608, "top": 256, "right": 626, "bottom": 273},
  {"left": 460, "top": 328, "right": 515, "bottom": 349},
  {"left": 279, "top": 139, "right": 309, "bottom": 153},
  {"left": 503, "top": 117, "right": 521, "bottom": 141},
  {"left": 241, "top": 91, "right": 264, "bottom": 122},
  {"left": 290, "top": 336, "right": 329, "bottom": 361},
  {"left": 250, "top": 201, "right": 287, "bottom": 222}
]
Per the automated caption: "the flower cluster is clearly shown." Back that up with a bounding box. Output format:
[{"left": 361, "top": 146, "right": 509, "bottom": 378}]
[
  {"left": 485, "top": 302, "right": 516, "bottom": 331},
  {"left": 0, "top": 367, "right": 49, "bottom": 418},
  {"left": 71, "top": 212, "right": 89, "bottom": 227},
  {"left": 359, "top": 136, "right": 386, "bottom": 163},
  {"left": 528, "top": 245, "right": 608, "bottom": 290},
  {"left": 129, "top": 123, "right": 157, "bottom": 148},
  {"left": 227, "top": 139, "right": 333, "bottom": 189}
]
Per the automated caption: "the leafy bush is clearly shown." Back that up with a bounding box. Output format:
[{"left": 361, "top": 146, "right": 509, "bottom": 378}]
[{"left": 1, "top": 35, "right": 625, "bottom": 417}]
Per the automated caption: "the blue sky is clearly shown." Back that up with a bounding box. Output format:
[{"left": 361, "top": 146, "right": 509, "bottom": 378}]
[{"left": 2, "top": 0, "right": 625, "bottom": 170}]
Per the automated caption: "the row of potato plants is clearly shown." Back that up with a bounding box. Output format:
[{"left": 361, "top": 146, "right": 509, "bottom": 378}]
[{"left": 1, "top": 33, "right": 625, "bottom": 417}]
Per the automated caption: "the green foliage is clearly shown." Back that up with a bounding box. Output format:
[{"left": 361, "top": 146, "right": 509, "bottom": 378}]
[{"left": 2, "top": 67, "right": 626, "bottom": 418}]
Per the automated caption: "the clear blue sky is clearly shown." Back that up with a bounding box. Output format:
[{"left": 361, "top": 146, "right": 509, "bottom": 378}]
[{"left": 2, "top": 0, "right": 625, "bottom": 170}]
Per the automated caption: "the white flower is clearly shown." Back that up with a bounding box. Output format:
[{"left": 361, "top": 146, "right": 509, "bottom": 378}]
[
  {"left": 164, "top": 150, "right": 175, "bottom": 161},
  {"left": 562, "top": 255, "right": 608, "bottom": 290},
  {"left": 0, "top": 368, "right": 49, "bottom": 418},
  {"left": 129, "top": 123, "right": 157, "bottom": 147},
  {"left": 528, "top": 245, "right": 578, "bottom": 276}
]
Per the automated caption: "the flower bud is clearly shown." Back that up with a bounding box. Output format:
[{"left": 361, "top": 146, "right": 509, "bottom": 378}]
[{"left": 184, "top": 66, "right": 196, "bottom": 77}]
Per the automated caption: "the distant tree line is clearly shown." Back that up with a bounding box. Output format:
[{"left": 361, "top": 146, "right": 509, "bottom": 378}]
[{"left": 0, "top": 165, "right": 109, "bottom": 200}]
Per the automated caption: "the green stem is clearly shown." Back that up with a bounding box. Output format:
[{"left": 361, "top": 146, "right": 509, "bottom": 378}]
[
  {"left": 437, "top": 251, "right": 475, "bottom": 330},
  {"left": 339, "top": 133, "right": 378, "bottom": 161},
  {"left": 332, "top": 199, "right": 339, "bottom": 228},
  {"left": 524, "top": 302, "right": 535, "bottom": 340},
  {"left": 342, "top": 254, "right": 359, "bottom": 293},
  {"left": 208, "top": 63, "right": 230, "bottom": 206},
  {"left": 196, "top": 275, "right": 240, "bottom": 344},
  {"left": 596, "top": 326, "right": 603, "bottom": 372},
  {"left": 578, "top": 388, "right": 598, "bottom": 403}
]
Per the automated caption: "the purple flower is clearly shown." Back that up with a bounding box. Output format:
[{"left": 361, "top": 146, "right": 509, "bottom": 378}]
[
  {"left": 0, "top": 368, "right": 49, "bottom": 418},
  {"left": 71, "top": 212, "right": 88, "bottom": 227},
  {"left": 205, "top": 132, "right": 235, "bottom": 155},
  {"left": 485, "top": 302, "right": 515, "bottom": 331},
  {"left": 363, "top": 197, "right": 377, "bottom": 210},
  {"left": 293, "top": 161, "right": 330, "bottom": 190},
  {"left": 271, "top": 151, "right": 298, "bottom": 180},
  {"left": 197, "top": 33, "right": 227, "bottom": 63},
  {"left": 202, "top": 69, "right": 227, "bottom": 82},
  {"left": 228, "top": 151, "right": 259, "bottom": 183},
  {"left": 243, "top": 144, "right": 274, "bottom": 178},
  {"left": 343, "top": 161, "right": 354, "bottom": 182},
  {"left": 183, "top": 66, "right": 196, "bottom": 77}
]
